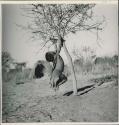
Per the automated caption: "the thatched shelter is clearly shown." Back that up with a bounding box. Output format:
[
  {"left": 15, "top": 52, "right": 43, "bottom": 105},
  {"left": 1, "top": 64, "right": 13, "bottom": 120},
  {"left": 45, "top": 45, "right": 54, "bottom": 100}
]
[{"left": 29, "top": 60, "right": 52, "bottom": 79}]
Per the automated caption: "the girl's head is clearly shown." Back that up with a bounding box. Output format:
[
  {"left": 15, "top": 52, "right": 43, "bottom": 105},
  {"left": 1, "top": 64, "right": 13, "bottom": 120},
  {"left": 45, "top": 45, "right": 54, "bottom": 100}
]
[{"left": 45, "top": 51, "right": 56, "bottom": 62}]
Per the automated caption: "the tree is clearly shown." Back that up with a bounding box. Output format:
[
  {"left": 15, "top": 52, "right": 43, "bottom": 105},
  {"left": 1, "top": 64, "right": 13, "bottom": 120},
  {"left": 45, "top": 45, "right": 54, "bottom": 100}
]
[
  {"left": 22, "top": 4, "right": 104, "bottom": 95},
  {"left": 2, "top": 51, "right": 13, "bottom": 72}
]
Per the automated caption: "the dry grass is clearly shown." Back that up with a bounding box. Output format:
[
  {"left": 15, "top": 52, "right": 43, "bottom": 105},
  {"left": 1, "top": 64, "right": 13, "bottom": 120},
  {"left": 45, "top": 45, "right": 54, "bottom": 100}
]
[{"left": 2, "top": 56, "right": 118, "bottom": 122}]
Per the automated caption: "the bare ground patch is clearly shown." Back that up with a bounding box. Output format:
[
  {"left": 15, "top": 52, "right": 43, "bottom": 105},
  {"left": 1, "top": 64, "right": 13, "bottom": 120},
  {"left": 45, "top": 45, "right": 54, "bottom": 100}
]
[{"left": 2, "top": 75, "right": 118, "bottom": 122}]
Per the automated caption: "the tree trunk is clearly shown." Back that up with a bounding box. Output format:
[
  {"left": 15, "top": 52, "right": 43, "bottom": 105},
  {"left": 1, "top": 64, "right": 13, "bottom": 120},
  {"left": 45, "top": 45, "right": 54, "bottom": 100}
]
[{"left": 63, "top": 42, "right": 78, "bottom": 95}]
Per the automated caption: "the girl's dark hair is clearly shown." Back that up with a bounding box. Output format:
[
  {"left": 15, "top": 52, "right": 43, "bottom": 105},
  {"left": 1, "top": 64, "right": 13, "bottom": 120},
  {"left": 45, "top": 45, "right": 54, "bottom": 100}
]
[{"left": 45, "top": 51, "right": 56, "bottom": 62}]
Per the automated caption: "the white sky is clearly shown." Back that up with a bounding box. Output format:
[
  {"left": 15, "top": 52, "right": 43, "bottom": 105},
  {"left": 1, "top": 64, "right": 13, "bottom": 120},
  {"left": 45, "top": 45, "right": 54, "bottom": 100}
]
[{"left": 2, "top": 4, "right": 118, "bottom": 67}]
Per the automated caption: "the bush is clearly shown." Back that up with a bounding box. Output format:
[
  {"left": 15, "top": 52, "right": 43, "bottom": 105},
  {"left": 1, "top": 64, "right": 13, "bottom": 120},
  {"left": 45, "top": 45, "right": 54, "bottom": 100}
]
[
  {"left": 73, "top": 46, "right": 96, "bottom": 74},
  {"left": 74, "top": 55, "right": 118, "bottom": 75}
]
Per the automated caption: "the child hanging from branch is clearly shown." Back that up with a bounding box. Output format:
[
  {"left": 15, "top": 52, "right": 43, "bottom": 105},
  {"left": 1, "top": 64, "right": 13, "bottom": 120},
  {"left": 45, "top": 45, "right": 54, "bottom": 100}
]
[{"left": 45, "top": 36, "right": 67, "bottom": 91}]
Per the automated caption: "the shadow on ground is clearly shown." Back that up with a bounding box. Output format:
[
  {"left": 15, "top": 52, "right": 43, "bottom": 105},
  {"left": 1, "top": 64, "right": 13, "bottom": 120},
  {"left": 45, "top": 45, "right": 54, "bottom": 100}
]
[{"left": 63, "top": 84, "right": 95, "bottom": 96}]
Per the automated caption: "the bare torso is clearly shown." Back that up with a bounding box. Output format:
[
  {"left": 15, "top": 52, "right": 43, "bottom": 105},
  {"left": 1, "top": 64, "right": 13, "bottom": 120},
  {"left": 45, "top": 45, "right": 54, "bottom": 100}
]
[{"left": 53, "top": 55, "right": 64, "bottom": 73}]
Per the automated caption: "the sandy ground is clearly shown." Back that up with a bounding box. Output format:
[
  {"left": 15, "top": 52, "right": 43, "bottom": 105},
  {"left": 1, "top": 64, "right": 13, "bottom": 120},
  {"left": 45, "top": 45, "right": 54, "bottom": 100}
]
[{"left": 2, "top": 74, "right": 118, "bottom": 122}]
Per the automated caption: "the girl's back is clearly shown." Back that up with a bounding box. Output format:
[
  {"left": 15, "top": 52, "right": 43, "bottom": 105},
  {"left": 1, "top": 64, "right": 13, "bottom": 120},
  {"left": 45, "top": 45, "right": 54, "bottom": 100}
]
[{"left": 54, "top": 55, "right": 64, "bottom": 73}]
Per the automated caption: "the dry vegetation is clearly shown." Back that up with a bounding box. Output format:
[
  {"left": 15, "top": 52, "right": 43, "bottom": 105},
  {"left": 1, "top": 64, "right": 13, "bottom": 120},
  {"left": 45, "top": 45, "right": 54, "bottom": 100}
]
[{"left": 2, "top": 51, "right": 118, "bottom": 122}]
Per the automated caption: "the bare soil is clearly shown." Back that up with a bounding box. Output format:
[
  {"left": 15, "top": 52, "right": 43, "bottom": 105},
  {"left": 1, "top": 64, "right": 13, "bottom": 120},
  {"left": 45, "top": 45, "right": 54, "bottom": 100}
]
[{"left": 2, "top": 74, "right": 118, "bottom": 122}]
